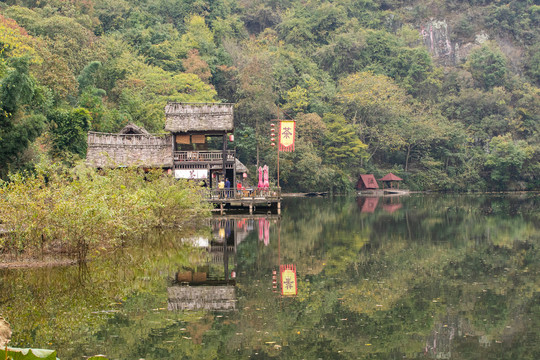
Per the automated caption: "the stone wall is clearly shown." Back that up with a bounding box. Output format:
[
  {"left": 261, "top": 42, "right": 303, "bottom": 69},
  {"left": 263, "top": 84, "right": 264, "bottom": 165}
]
[{"left": 86, "top": 132, "right": 173, "bottom": 168}]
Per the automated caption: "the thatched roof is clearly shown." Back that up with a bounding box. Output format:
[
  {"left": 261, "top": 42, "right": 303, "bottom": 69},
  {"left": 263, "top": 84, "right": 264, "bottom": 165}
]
[
  {"left": 235, "top": 159, "right": 248, "bottom": 173},
  {"left": 119, "top": 123, "right": 150, "bottom": 135},
  {"left": 164, "top": 102, "right": 234, "bottom": 133},
  {"left": 208, "top": 158, "right": 248, "bottom": 173}
]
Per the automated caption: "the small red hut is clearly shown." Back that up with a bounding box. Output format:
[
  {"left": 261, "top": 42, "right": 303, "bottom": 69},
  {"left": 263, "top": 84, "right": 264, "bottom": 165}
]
[{"left": 356, "top": 174, "right": 379, "bottom": 190}]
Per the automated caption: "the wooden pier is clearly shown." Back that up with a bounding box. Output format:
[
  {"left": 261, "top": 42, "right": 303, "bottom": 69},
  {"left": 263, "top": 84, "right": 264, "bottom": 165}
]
[{"left": 206, "top": 188, "right": 281, "bottom": 215}]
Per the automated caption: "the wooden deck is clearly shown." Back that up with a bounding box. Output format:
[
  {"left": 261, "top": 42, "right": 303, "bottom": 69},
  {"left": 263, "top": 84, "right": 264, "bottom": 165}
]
[
  {"left": 357, "top": 189, "right": 410, "bottom": 196},
  {"left": 206, "top": 188, "right": 281, "bottom": 214}
]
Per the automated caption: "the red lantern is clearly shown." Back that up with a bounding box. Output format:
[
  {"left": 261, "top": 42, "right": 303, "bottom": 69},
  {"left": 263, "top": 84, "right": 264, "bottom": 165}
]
[
  {"left": 271, "top": 142, "right": 275, "bottom": 147},
  {"left": 229, "top": 134, "right": 234, "bottom": 142}
]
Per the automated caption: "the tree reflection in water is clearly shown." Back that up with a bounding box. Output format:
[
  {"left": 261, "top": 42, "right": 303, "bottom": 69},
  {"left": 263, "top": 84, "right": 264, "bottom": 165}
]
[{"left": 0, "top": 194, "right": 539, "bottom": 359}]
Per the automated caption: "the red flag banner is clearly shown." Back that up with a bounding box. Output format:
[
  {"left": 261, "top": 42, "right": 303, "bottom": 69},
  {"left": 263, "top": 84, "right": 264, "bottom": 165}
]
[
  {"left": 280, "top": 264, "right": 297, "bottom": 296},
  {"left": 279, "top": 120, "right": 295, "bottom": 152}
]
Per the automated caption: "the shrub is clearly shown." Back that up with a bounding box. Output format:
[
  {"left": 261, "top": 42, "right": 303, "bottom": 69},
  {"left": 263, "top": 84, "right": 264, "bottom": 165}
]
[{"left": 0, "top": 161, "right": 210, "bottom": 259}]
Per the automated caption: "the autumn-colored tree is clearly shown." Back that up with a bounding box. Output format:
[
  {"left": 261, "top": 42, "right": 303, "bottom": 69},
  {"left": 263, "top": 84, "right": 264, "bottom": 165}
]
[
  {"left": 182, "top": 49, "right": 212, "bottom": 84},
  {"left": 0, "top": 14, "right": 38, "bottom": 60},
  {"left": 33, "top": 46, "right": 78, "bottom": 101}
]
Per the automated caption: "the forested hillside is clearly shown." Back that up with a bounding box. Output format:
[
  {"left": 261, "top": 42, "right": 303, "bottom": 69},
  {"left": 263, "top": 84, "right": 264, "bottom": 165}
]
[{"left": 0, "top": 0, "right": 538, "bottom": 191}]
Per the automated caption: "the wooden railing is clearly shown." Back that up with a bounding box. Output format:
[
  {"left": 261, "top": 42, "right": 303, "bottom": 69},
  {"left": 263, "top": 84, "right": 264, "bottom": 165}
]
[
  {"left": 174, "top": 150, "right": 236, "bottom": 162},
  {"left": 206, "top": 187, "right": 281, "bottom": 200}
]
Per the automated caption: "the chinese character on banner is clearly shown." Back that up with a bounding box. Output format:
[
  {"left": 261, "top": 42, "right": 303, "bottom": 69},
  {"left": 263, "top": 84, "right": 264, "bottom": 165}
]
[
  {"left": 280, "top": 264, "right": 297, "bottom": 296},
  {"left": 279, "top": 121, "right": 296, "bottom": 152}
]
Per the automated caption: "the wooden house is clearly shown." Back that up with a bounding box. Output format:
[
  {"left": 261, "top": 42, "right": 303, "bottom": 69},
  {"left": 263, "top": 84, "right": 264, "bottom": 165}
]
[
  {"left": 356, "top": 174, "right": 379, "bottom": 190},
  {"left": 165, "top": 102, "right": 236, "bottom": 187},
  {"left": 85, "top": 103, "right": 281, "bottom": 213},
  {"left": 87, "top": 103, "right": 242, "bottom": 186}
]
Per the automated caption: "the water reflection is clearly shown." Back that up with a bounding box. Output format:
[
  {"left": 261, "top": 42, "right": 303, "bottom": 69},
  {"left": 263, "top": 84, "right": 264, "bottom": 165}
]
[
  {"left": 358, "top": 196, "right": 379, "bottom": 212},
  {"left": 0, "top": 194, "right": 539, "bottom": 359},
  {"left": 168, "top": 216, "right": 279, "bottom": 312},
  {"left": 357, "top": 195, "right": 405, "bottom": 214}
]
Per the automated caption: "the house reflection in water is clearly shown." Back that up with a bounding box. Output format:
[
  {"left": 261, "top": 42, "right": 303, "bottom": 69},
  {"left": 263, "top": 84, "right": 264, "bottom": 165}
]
[
  {"left": 167, "top": 215, "right": 278, "bottom": 311},
  {"left": 382, "top": 203, "right": 402, "bottom": 213},
  {"left": 357, "top": 196, "right": 404, "bottom": 214},
  {"left": 357, "top": 197, "right": 379, "bottom": 213}
]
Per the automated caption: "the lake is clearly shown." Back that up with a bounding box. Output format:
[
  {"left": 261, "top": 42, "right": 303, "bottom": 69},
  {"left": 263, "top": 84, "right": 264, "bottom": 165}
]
[{"left": 1, "top": 193, "right": 539, "bottom": 359}]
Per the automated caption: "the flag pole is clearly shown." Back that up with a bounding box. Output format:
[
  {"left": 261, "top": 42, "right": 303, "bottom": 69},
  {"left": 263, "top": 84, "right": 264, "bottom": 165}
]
[
  {"left": 276, "top": 108, "right": 280, "bottom": 190},
  {"left": 277, "top": 137, "right": 280, "bottom": 190}
]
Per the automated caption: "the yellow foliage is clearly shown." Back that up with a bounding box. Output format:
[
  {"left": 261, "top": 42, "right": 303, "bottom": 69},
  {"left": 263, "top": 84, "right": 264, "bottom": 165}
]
[
  {"left": 0, "top": 14, "right": 38, "bottom": 61},
  {"left": 284, "top": 85, "right": 309, "bottom": 112}
]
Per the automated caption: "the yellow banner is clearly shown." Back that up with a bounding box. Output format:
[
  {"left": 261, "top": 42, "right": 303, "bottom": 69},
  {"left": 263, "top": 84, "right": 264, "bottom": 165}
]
[
  {"left": 280, "top": 265, "right": 297, "bottom": 296},
  {"left": 279, "top": 121, "right": 295, "bottom": 151}
]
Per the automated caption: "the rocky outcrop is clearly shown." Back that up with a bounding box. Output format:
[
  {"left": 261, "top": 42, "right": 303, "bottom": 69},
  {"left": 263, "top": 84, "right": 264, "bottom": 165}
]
[{"left": 421, "top": 19, "right": 489, "bottom": 66}]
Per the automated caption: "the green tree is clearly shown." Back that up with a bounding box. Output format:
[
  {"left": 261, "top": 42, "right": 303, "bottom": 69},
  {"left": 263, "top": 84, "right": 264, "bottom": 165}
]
[
  {"left": 441, "top": 87, "right": 511, "bottom": 143},
  {"left": 0, "top": 56, "right": 47, "bottom": 176},
  {"left": 484, "top": 134, "right": 535, "bottom": 190},
  {"left": 336, "top": 72, "right": 411, "bottom": 159},
  {"left": 77, "top": 61, "right": 103, "bottom": 94},
  {"left": 48, "top": 107, "right": 91, "bottom": 159},
  {"left": 526, "top": 45, "right": 540, "bottom": 85},
  {"left": 316, "top": 29, "right": 368, "bottom": 79},
  {"left": 466, "top": 43, "right": 508, "bottom": 90},
  {"left": 181, "top": 15, "right": 216, "bottom": 61},
  {"left": 295, "top": 112, "right": 327, "bottom": 146},
  {"left": 323, "top": 113, "right": 368, "bottom": 168}
]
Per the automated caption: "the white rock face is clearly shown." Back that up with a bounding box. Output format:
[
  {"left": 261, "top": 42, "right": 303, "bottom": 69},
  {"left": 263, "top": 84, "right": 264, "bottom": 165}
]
[
  {"left": 475, "top": 31, "right": 490, "bottom": 44},
  {"left": 420, "top": 19, "right": 490, "bottom": 65},
  {"left": 421, "top": 20, "right": 455, "bottom": 65}
]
